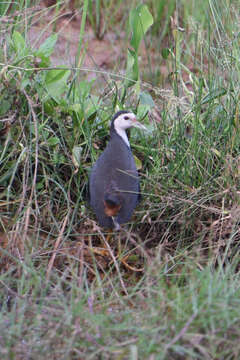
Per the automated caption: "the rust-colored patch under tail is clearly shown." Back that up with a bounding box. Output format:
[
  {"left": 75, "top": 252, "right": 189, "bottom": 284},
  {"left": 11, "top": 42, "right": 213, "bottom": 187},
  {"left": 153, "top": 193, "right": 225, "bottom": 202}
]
[{"left": 104, "top": 200, "right": 122, "bottom": 217}]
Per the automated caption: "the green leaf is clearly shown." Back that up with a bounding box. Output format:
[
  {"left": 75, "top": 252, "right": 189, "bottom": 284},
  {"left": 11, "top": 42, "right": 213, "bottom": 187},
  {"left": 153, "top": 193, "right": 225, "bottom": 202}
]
[
  {"left": 139, "top": 91, "right": 155, "bottom": 108},
  {"left": 124, "top": 48, "right": 139, "bottom": 88},
  {"left": 137, "top": 92, "right": 154, "bottom": 119},
  {"left": 12, "top": 31, "right": 27, "bottom": 56},
  {"left": 133, "top": 154, "right": 143, "bottom": 170},
  {"left": 53, "top": 152, "right": 65, "bottom": 165},
  {"left": 36, "top": 34, "right": 58, "bottom": 58},
  {"left": 20, "top": 78, "right": 31, "bottom": 90},
  {"left": 124, "top": 5, "right": 153, "bottom": 91},
  {"left": 69, "top": 103, "right": 82, "bottom": 113},
  {"left": 78, "top": 80, "right": 94, "bottom": 99},
  {"left": 137, "top": 104, "right": 149, "bottom": 120},
  {"left": 130, "top": 4, "right": 153, "bottom": 52},
  {"left": 45, "top": 69, "right": 71, "bottom": 101},
  {"left": 46, "top": 68, "right": 69, "bottom": 85},
  {"left": 47, "top": 136, "right": 60, "bottom": 146},
  {"left": 161, "top": 48, "right": 170, "bottom": 59}
]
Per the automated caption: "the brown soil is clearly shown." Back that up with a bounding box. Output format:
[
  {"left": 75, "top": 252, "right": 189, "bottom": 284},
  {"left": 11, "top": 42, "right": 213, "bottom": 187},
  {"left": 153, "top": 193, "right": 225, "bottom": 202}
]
[{"left": 28, "top": 2, "right": 127, "bottom": 82}]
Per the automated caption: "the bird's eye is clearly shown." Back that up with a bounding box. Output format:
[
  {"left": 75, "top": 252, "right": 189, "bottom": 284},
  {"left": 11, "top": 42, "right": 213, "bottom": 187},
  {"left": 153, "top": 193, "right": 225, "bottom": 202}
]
[{"left": 124, "top": 116, "right": 129, "bottom": 120}]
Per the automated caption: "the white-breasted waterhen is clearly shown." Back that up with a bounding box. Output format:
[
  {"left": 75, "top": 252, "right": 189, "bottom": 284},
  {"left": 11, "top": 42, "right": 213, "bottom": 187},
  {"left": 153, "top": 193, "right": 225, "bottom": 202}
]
[{"left": 89, "top": 110, "right": 146, "bottom": 230}]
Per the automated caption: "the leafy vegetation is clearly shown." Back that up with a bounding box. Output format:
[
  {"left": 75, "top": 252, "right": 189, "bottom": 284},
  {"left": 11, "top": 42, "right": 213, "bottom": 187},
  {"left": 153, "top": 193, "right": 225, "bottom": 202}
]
[{"left": 0, "top": 0, "right": 240, "bottom": 359}]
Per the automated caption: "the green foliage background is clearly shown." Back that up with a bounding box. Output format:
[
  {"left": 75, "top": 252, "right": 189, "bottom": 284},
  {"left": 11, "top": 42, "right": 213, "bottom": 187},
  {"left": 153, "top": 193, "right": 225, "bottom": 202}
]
[{"left": 0, "top": 0, "right": 240, "bottom": 358}]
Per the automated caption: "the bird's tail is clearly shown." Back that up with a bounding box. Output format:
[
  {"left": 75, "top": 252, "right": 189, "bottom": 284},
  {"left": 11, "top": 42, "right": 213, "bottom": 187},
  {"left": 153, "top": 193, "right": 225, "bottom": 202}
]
[
  {"left": 104, "top": 193, "right": 120, "bottom": 207},
  {"left": 104, "top": 193, "right": 122, "bottom": 217}
]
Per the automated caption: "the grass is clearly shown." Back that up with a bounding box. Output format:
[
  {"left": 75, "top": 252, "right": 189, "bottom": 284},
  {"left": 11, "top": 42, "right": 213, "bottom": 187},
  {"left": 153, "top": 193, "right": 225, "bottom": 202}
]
[{"left": 0, "top": 0, "right": 240, "bottom": 359}]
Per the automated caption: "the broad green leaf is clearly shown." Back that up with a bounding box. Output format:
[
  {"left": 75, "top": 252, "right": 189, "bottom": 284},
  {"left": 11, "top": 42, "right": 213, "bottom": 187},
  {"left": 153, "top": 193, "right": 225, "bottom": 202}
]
[
  {"left": 36, "top": 33, "right": 58, "bottom": 58},
  {"left": 124, "top": 5, "right": 153, "bottom": 90},
  {"left": 124, "top": 48, "right": 139, "bottom": 88},
  {"left": 45, "top": 69, "right": 71, "bottom": 101},
  {"left": 137, "top": 104, "right": 149, "bottom": 120},
  {"left": 130, "top": 4, "right": 153, "bottom": 52},
  {"left": 139, "top": 91, "right": 155, "bottom": 108},
  {"left": 46, "top": 68, "right": 70, "bottom": 85},
  {"left": 137, "top": 92, "right": 154, "bottom": 119}
]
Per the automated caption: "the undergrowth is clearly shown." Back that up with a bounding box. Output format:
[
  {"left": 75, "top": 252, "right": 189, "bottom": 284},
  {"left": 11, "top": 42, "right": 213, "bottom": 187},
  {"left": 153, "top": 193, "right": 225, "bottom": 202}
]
[{"left": 0, "top": 0, "right": 240, "bottom": 359}]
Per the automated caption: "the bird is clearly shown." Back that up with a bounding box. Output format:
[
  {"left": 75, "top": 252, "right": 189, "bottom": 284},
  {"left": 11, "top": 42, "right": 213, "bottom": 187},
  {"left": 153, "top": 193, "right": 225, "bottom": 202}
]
[{"left": 89, "top": 110, "right": 146, "bottom": 230}]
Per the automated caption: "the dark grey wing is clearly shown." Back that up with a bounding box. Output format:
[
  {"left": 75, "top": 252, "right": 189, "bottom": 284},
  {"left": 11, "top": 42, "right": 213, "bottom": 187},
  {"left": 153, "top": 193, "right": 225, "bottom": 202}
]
[
  {"left": 116, "top": 170, "right": 139, "bottom": 223},
  {"left": 89, "top": 153, "right": 114, "bottom": 228}
]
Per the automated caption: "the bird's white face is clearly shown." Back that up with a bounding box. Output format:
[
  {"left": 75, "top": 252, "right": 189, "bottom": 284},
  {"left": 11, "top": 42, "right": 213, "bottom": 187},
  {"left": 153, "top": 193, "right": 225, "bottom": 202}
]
[
  {"left": 113, "top": 112, "right": 146, "bottom": 147},
  {"left": 114, "top": 112, "right": 146, "bottom": 132}
]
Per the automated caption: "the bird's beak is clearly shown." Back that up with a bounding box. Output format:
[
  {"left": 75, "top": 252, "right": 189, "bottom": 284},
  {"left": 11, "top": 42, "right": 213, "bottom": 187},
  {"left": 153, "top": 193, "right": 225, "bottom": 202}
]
[{"left": 131, "top": 119, "right": 147, "bottom": 131}]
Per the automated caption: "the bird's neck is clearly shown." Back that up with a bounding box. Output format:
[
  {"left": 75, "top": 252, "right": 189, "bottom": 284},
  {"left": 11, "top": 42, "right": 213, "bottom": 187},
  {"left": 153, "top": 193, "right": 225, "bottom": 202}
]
[{"left": 113, "top": 127, "right": 130, "bottom": 147}]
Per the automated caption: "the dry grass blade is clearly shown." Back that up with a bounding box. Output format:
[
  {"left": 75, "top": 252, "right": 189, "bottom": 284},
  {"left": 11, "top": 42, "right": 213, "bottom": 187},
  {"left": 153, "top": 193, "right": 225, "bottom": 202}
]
[
  {"left": 164, "top": 311, "right": 199, "bottom": 351},
  {"left": 99, "top": 229, "right": 129, "bottom": 297},
  {"left": 46, "top": 214, "right": 69, "bottom": 281},
  {"left": 120, "top": 255, "right": 144, "bottom": 272}
]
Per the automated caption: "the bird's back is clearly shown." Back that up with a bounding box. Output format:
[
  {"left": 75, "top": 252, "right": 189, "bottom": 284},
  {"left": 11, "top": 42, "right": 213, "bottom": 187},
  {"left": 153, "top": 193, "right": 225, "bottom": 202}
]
[{"left": 89, "top": 133, "right": 139, "bottom": 228}]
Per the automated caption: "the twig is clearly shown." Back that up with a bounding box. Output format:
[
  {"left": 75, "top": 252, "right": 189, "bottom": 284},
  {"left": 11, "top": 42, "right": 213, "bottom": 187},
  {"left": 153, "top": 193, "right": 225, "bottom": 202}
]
[
  {"left": 165, "top": 311, "right": 198, "bottom": 351},
  {"left": 46, "top": 214, "right": 69, "bottom": 282}
]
